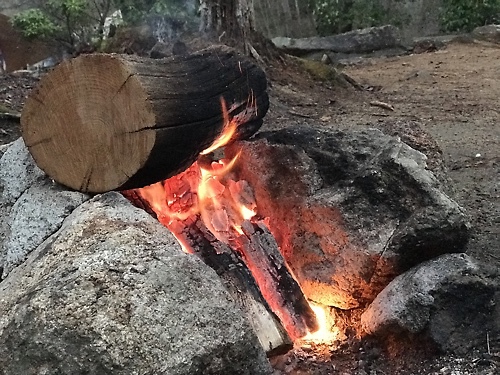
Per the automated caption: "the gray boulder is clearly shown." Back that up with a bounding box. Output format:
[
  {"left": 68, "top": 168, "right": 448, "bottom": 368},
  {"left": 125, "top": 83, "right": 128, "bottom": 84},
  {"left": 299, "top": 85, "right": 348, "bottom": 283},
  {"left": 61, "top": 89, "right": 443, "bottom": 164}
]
[
  {"left": 472, "top": 24, "right": 500, "bottom": 44},
  {"left": 0, "top": 138, "right": 45, "bottom": 204},
  {"left": 0, "top": 192, "right": 271, "bottom": 375},
  {"left": 227, "top": 127, "right": 470, "bottom": 309},
  {"left": 361, "top": 253, "right": 500, "bottom": 354},
  {"left": 271, "top": 25, "right": 402, "bottom": 55},
  {"left": 0, "top": 138, "right": 89, "bottom": 278}
]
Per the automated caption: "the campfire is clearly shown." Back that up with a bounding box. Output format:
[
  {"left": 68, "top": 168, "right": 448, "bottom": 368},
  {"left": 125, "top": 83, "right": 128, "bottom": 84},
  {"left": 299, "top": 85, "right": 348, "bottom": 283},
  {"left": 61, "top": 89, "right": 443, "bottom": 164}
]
[
  {"left": 123, "top": 97, "right": 340, "bottom": 352},
  {"left": 18, "top": 47, "right": 348, "bottom": 356},
  {"left": 12, "top": 47, "right": 483, "bottom": 373}
]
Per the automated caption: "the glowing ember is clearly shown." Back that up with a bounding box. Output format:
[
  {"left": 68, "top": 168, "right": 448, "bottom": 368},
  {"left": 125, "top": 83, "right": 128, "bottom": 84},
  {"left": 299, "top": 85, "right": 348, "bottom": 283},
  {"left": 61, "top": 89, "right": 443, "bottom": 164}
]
[
  {"left": 301, "top": 302, "right": 339, "bottom": 343},
  {"left": 198, "top": 154, "right": 258, "bottom": 242}
]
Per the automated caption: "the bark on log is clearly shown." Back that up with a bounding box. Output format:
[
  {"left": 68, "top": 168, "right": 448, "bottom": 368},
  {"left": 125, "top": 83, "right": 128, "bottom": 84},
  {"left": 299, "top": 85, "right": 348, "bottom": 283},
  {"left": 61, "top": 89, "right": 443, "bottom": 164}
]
[
  {"left": 235, "top": 220, "right": 319, "bottom": 340},
  {"left": 21, "top": 47, "right": 268, "bottom": 193}
]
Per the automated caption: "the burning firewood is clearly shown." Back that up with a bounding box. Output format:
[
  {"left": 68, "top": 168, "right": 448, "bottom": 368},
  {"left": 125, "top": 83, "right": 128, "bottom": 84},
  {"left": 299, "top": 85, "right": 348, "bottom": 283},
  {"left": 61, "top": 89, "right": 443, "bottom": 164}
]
[
  {"left": 20, "top": 46, "right": 268, "bottom": 193},
  {"left": 235, "top": 220, "right": 319, "bottom": 340},
  {"left": 123, "top": 189, "right": 294, "bottom": 356},
  {"left": 125, "top": 153, "right": 320, "bottom": 347},
  {"left": 179, "top": 217, "right": 294, "bottom": 356}
]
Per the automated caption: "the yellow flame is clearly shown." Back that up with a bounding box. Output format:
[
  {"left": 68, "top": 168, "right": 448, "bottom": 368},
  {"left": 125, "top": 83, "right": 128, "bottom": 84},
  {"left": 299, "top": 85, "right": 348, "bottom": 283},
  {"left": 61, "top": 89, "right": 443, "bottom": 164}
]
[
  {"left": 239, "top": 205, "right": 256, "bottom": 221},
  {"left": 302, "top": 302, "right": 339, "bottom": 343},
  {"left": 201, "top": 98, "right": 239, "bottom": 155}
]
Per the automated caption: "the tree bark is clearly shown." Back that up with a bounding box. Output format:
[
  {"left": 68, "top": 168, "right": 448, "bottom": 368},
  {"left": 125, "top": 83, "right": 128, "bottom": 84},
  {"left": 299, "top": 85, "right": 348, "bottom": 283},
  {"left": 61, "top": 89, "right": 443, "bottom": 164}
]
[
  {"left": 199, "top": 0, "right": 255, "bottom": 40},
  {"left": 199, "top": 0, "right": 283, "bottom": 64},
  {"left": 21, "top": 46, "right": 268, "bottom": 193}
]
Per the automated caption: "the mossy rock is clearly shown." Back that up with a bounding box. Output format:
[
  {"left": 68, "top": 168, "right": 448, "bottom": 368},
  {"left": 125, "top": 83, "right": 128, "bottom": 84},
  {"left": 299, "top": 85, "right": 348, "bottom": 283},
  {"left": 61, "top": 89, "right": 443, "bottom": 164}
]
[{"left": 295, "top": 58, "right": 351, "bottom": 87}]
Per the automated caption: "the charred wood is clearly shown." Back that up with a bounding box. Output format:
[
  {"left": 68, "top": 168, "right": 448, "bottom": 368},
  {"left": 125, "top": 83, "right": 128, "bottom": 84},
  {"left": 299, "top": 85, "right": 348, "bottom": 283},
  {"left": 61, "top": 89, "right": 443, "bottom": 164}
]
[
  {"left": 234, "top": 220, "right": 319, "bottom": 340},
  {"left": 122, "top": 192, "right": 293, "bottom": 356},
  {"left": 184, "top": 217, "right": 293, "bottom": 356}
]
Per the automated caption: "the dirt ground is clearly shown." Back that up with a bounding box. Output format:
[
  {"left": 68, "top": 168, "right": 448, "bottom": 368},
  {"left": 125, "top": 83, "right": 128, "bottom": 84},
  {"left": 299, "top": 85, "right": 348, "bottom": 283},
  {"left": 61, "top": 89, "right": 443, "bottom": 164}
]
[{"left": 0, "top": 41, "right": 498, "bottom": 374}]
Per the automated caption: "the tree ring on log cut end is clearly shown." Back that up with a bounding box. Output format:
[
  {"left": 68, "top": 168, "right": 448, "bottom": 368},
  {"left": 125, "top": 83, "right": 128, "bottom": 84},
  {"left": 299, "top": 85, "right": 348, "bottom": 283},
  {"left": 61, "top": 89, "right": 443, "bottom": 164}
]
[{"left": 21, "top": 54, "right": 156, "bottom": 193}]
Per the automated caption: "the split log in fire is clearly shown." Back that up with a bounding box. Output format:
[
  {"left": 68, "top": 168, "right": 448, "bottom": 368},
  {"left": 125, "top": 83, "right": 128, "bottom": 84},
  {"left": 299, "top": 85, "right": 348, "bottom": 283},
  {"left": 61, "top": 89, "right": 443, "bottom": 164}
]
[{"left": 123, "top": 150, "right": 319, "bottom": 353}]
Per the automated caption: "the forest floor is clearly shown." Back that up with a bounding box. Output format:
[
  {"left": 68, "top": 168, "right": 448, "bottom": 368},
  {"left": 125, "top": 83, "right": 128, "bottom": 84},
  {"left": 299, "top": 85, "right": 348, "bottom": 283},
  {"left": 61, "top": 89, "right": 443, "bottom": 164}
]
[{"left": 0, "top": 40, "right": 498, "bottom": 374}]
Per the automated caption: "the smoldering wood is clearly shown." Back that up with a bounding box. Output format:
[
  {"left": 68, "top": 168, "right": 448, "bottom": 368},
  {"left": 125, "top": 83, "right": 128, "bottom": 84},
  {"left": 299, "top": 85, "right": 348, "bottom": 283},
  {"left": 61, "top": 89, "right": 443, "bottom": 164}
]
[
  {"left": 21, "top": 46, "right": 268, "bottom": 193},
  {"left": 234, "top": 220, "right": 319, "bottom": 340},
  {"left": 185, "top": 217, "right": 293, "bottom": 356}
]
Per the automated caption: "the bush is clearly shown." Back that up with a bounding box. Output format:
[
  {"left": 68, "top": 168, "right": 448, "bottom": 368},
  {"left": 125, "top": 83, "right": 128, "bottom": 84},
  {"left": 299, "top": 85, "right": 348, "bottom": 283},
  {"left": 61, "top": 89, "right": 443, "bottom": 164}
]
[
  {"left": 115, "top": 0, "right": 194, "bottom": 26},
  {"left": 11, "top": 9, "right": 59, "bottom": 39},
  {"left": 11, "top": 0, "right": 198, "bottom": 54},
  {"left": 440, "top": 0, "right": 500, "bottom": 32},
  {"left": 12, "top": 0, "right": 112, "bottom": 53},
  {"left": 309, "top": 0, "right": 391, "bottom": 36},
  {"left": 114, "top": 0, "right": 198, "bottom": 42}
]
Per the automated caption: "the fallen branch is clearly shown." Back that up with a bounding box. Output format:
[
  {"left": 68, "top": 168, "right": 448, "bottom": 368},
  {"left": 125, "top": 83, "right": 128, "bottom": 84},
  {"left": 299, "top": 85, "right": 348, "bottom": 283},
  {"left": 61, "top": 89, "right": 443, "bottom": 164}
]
[
  {"left": 340, "top": 72, "right": 364, "bottom": 90},
  {"left": 288, "top": 110, "right": 312, "bottom": 118},
  {"left": 246, "top": 42, "right": 266, "bottom": 66},
  {"left": 370, "top": 100, "right": 395, "bottom": 111}
]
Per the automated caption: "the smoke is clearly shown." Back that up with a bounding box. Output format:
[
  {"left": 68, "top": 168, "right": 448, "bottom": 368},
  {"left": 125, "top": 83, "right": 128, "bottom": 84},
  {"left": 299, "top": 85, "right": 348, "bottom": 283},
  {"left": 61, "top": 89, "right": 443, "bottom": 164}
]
[{"left": 148, "top": 0, "right": 199, "bottom": 43}]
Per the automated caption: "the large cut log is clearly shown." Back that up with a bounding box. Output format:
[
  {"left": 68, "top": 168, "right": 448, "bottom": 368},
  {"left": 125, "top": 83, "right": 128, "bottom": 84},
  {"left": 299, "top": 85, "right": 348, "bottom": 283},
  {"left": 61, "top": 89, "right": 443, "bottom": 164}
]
[
  {"left": 21, "top": 47, "right": 268, "bottom": 193},
  {"left": 271, "top": 25, "right": 402, "bottom": 55}
]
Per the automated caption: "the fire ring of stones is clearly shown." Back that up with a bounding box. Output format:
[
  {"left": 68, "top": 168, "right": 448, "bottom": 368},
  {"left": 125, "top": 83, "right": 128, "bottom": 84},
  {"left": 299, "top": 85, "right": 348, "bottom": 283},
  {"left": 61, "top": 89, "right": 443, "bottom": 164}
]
[{"left": 1, "top": 122, "right": 498, "bottom": 373}]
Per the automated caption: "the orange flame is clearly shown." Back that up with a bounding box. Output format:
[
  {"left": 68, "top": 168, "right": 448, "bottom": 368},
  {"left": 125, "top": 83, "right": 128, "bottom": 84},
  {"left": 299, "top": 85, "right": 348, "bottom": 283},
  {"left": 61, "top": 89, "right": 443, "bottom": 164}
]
[
  {"left": 301, "top": 302, "right": 339, "bottom": 343},
  {"left": 135, "top": 96, "right": 258, "bottom": 248},
  {"left": 197, "top": 153, "right": 257, "bottom": 242},
  {"left": 201, "top": 98, "right": 239, "bottom": 155}
]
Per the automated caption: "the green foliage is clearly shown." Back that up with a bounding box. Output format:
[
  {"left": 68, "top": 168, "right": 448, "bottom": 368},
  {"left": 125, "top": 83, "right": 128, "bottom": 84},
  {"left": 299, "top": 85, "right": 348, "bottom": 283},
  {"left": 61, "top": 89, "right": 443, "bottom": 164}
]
[
  {"left": 309, "top": 0, "right": 392, "bottom": 36},
  {"left": 12, "top": 0, "right": 113, "bottom": 53},
  {"left": 440, "top": 0, "right": 500, "bottom": 32},
  {"left": 12, "top": 0, "right": 196, "bottom": 54},
  {"left": 114, "top": 0, "right": 195, "bottom": 26},
  {"left": 51, "top": 0, "right": 87, "bottom": 15},
  {"left": 12, "top": 9, "right": 59, "bottom": 39}
]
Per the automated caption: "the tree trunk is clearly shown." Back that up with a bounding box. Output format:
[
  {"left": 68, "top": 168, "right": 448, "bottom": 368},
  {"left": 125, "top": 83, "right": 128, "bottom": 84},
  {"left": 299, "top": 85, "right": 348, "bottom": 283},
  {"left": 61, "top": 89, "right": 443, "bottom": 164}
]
[
  {"left": 199, "top": 0, "right": 282, "bottom": 64},
  {"left": 21, "top": 47, "right": 268, "bottom": 193},
  {"left": 199, "top": 0, "right": 255, "bottom": 41}
]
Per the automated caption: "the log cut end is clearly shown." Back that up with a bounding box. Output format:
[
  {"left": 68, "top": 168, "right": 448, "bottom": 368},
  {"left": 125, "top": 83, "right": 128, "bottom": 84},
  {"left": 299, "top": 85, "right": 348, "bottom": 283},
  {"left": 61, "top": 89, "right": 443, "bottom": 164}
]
[{"left": 21, "top": 54, "right": 156, "bottom": 193}]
